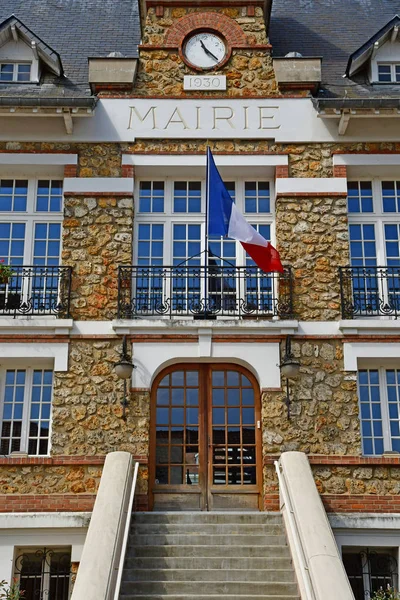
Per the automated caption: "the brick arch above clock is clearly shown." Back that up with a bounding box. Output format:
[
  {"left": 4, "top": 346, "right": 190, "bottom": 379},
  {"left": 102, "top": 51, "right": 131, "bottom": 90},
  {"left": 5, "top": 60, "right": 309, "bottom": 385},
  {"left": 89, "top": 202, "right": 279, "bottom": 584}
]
[{"left": 164, "top": 11, "right": 247, "bottom": 48}]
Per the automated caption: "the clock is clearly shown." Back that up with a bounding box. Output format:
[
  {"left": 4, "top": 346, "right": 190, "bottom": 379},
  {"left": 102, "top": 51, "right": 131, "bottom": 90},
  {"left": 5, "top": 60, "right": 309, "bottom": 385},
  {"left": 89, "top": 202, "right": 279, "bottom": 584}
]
[{"left": 183, "top": 32, "right": 227, "bottom": 70}]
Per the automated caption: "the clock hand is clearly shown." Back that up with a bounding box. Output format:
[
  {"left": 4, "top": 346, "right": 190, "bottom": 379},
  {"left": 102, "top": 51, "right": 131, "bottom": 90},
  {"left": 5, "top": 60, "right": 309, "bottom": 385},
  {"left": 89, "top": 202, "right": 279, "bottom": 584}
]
[{"left": 200, "top": 40, "right": 219, "bottom": 62}]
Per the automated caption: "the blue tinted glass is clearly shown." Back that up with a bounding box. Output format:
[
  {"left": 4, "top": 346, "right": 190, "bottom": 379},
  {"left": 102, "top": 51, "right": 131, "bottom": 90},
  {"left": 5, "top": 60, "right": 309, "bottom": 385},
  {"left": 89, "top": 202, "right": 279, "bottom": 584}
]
[
  {"left": 372, "top": 403, "right": 382, "bottom": 419},
  {"left": 36, "top": 197, "right": 48, "bottom": 212},
  {"left": 363, "top": 438, "right": 373, "bottom": 454},
  {"left": 259, "top": 198, "right": 270, "bottom": 212},
  {"left": 138, "top": 224, "right": 150, "bottom": 239},
  {"left": 174, "top": 225, "right": 186, "bottom": 240},
  {"left": 138, "top": 241, "right": 150, "bottom": 257},
  {"left": 3, "top": 405, "right": 12, "bottom": 419},
  {"left": 373, "top": 421, "right": 383, "bottom": 437},
  {"left": 34, "top": 224, "right": 47, "bottom": 239},
  {"left": 14, "top": 404, "right": 23, "bottom": 419},
  {"left": 385, "top": 224, "right": 398, "bottom": 240},
  {"left": 369, "top": 371, "right": 379, "bottom": 385},
  {"left": 389, "top": 403, "right": 398, "bottom": 419},
  {"left": 47, "top": 241, "right": 60, "bottom": 257},
  {"left": 30, "top": 404, "right": 40, "bottom": 419},
  {"left": 31, "top": 387, "right": 41, "bottom": 402},
  {"left": 153, "top": 197, "right": 164, "bottom": 212},
  {"left": 392, "top": 439, "right": 400, "bottom": 452},
  {"left": 349, "top": 224, "right": 361, "bottom": 239},
  {"left": 0, "top": 196, "right": 12, "bottom": 211},
  {"left": 188, "top": 197, "right": 201, "bottom": 213},
  {"left": 5, "top": 371, "right": 14, "bottom": 385},
  {"left": 16, "top": 371, "right": 25, "bottom": 385},
  {"left": 391, "top": 421, "right": 400, "bottom": 437},
  {"left": 13, "top": 197, "right": 26, "bottom": 212},
  {"left": 188, "top": 225, "right": 200, "bottom": 239},
  {"left": 42, "top": 387, "right": 52, "bottom": 402},
  {"left": 359, "top": 371, "right": 368, "bottom": 385},
  {"left": 140, "top": 197, "right": 151, "bottom": 212},
  {"left": 153, "top": 224, "right": 163, "bottom": 238},
  {"left": 49, "top": 197, "right": 62, "bottom": 212},
  {"left": 348, "top": 198, "right": 360, "bottom": 213},
  {"left": 0, "top": 241, "right": 10, "bottom": 257},
  {"left": 245, "top": 198, "right": 257, "bottom": 213},
  {"left": 370, "top": 387, "right": 380, "bottom": 403},
  {"left": 174, "top": 198, "right": 186, "bottom": 212},
  {"left": 361, "top": 197, "right": 373, "bottom": 212},
  {"left": 375, "top": 438, "right": 384, "bottom": 454},
  {"left": 12, "top": 223, "right": 25, "bottom": 237},
  {"left": 49, "top": 224, "right": 61, "bottom": 238},
  {"left": 362, "top": 421, "right": 372, "bottom": 436},
  {"left": 387, "top": 370, "right": 396, "bottom": 385},
  {"left": 34, "top": 241, "right": 46, "bottom": 257},
  {"left": 363, "top": 225, "right": 375, "bottom": 239},
  {"left": 387, "top": 387, "right": 397, "bottom": 402},
  {"left": 10, "top": 241, "right": 24, "bottom": 256}
]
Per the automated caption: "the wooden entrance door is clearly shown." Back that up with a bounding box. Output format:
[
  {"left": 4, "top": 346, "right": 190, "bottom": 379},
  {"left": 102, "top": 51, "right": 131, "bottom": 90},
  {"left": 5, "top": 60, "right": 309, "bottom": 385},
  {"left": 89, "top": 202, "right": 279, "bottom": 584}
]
[{"left": 150, "top": 364, "right": 262, "bottom": 511}]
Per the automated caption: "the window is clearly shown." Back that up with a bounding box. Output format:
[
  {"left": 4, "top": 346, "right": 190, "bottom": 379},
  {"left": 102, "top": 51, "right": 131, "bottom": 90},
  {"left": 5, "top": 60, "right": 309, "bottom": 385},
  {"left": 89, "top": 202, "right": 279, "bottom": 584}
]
[
  {"left": 134, "top": 177, "right": 275, "bottom": 315},
  {"left": 0, "top": 63, "right": 31, "bottom": 82},
  {"left": 343, "top": 547, "right": 398, "bottom": 600},
  {"left": 0, "top": 368, "right": 53, "bottom": 456},
  {"left": 358, "top": 368, "right": 400, "bottom": 455},
  {"left": 347, "top": 180, "right": 400, "bottom": 315},
  {"left": 0, "top": 179, "right": 63, "bottom": 315},
  {"left": 14, "top": 547, "right": 71, "bottom": 600},
  {"left": 378, "top": 63, "right": 400, "bottom": 83},
  {"left": 135, "top": 178, "right": 273, "bottom": 265}
]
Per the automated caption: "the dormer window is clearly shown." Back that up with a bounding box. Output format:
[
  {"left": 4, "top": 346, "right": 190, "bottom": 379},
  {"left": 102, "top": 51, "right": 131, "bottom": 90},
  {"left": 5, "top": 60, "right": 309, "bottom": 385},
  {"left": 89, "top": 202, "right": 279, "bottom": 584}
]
[
  {"left": 0, "top": 63, "right": 31, "bottom": 83},
  {"left": 377, "top": 63, "right": 400, "bottom": 82}
]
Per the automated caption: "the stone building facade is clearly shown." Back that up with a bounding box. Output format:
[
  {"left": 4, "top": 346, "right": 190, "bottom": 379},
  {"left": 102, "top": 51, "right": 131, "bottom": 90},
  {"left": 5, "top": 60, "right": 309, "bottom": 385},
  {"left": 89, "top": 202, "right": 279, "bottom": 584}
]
[{"left": 1, "top": 0, "right": 400, "bottom": 596}]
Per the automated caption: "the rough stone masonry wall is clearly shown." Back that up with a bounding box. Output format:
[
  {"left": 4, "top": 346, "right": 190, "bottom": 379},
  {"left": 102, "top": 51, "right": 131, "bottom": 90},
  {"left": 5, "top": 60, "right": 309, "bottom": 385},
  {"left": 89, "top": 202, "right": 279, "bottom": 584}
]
[
  {"left": 276, "top": 193, "right": 349, "bottom": 321},
  {"left": 132, "top": 7, "right": 278, "bottom": 97}
]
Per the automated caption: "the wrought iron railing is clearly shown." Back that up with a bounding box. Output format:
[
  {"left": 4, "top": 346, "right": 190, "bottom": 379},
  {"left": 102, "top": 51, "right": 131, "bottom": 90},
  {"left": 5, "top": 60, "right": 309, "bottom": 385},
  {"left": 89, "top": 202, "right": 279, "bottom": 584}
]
[
  {"left": 339, "top": 265, "right": 400, "bottom": 319},
  {"left": 0, "top": 266, "right": 72, "bottom": 318},
  {"left": 117, "top": 265, "right": 293, "bottom": 319}
]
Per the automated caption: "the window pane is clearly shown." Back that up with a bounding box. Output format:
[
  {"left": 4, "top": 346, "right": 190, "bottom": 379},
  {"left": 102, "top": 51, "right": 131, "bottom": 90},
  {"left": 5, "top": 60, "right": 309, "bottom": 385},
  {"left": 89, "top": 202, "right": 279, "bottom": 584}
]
[
  {"left": 173, "top": 181, "right": 201, "bottom": 213},
  {"left": 378, "top": 64, "right": 392, "bottom": 82},
  {"left": 139, "top": 181, "right": 164, "bottom": 213},
  {"left": 358, "top": 370, "right": 384, "bottom": 455},
  {"left": 0, "top": 370, "right": 25, "bottom": 455},
  {"left": 36, "top": 180, "right": 63, "bottom": 212},
  {"left": 347, "top": 181, "right": 373, "bottom": 213},
  {"left": 17, "top": 64, "right": 31, "bottom": 82},
  {"left": 0, "top": 64, "right": 13, "bottom": 82},
  {"left": 0, "top": 179, "right": 28, "bottom": 212},
  {"left": 245, "top": 181, "right": 270, "bottom": 213}
]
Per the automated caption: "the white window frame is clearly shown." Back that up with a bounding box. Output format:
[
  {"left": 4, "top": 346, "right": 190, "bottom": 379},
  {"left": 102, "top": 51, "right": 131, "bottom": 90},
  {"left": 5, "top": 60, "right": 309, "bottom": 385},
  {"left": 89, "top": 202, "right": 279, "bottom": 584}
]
[
  {"left": 0, "top": 62, "right": 32, "bottom": 82},
  {"left": 377, "top": 62, "right": 400, "bottom": 83},
  {"left": 0, "top": 364, "right": 54, "bottom": 456},
  {"left": 0, "top": 177, "right": 63, "bottom": 265},
  {"left": 357, "top": 362, "right": 400, "bottom": 455},
  {"left": 134, "top": 176, "right": 276, "bottom": 265},
  {"left": 348, "top": 178, "right": 400, "bottom": 266}
]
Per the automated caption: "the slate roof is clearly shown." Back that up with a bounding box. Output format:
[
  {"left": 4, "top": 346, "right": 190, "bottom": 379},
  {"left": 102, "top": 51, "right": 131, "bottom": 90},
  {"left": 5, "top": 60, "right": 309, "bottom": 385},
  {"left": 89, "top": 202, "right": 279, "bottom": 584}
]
[
  {"left": 0, "top": 0, "right": 141, "bottom": 101},
  {"left": 269, "top": 0, "right": 400, "bottom": 100}
]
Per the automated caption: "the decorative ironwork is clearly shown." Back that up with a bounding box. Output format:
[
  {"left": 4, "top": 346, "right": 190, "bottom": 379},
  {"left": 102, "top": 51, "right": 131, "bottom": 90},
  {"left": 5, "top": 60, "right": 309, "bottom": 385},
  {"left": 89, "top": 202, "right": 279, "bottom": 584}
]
[
  {"left": 0, "top": 266, "right": 72, "bottom": 318},
  {"left": 117, "top": 265, "right": 293, "bottom": 319},
  {"left": 14, "top": 547, "right": 72, "bottom": 600},
  {"left": 343, "top": 548, "right": 398, "bottom": 599},
  {"left": 339, "top": 266, "right": 400, "bottom": 319}
]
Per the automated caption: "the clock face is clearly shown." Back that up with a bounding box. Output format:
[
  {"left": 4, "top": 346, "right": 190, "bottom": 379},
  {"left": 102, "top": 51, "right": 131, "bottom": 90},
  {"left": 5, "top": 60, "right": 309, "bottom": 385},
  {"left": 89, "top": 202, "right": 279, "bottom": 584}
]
[{"left": 184, "top": 32, "right": 227, "bottom": 70}]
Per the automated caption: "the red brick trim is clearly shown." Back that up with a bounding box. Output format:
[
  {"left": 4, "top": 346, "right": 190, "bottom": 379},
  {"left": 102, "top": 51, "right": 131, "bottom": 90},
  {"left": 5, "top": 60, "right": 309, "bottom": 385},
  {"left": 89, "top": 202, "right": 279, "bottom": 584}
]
[
  {"left": 164, "top": 12, "right": 247, "bottom": 48},
  {"left": 64, "top": 165, "right": 78, "bottom": 178},
  {"left": 264, "top": 455, "right": 400, "bottom": 466},
  {"left": 247, "top": 5, "right": 255, "bottom": 16},
  {"left": 123, "top": 150, "right": 289, "bottom": 156},
  {"left": 147, "top": 0, "right": 265, "bottom": 8},
  {"left": 332, "top": 150, "right": 400, "bottom": 155},
  {"left": 139, "top": 43, "right": 271, "bottom": 50},
  {"left": 263, "top": 495, "right": 280, "bottom": 511},
  {"left": 155, "top": 4, "right": 164, "bottom": 16},
  {"left": 323, "top": 495, "right": 400, "bottom": 513},
  {"left": 275, "top": 165, "right": 289, "bottom": 179},
  {"left": 130, "top": 334, "right": 199, "bottom": 343},
  {"left": 63, "top": 192, "right": 133, "bottom": 198},
  {"left": 333, "top": 165, "right": 347, "bottom": 178},
  {"left": 0, "top": 455, "right": 147, "bottom": 466},
  {"left": 122, "top": 165, "right": 135, "bottom": 178},
  {"left": 0, "top": 494, "right": 96, "bottom": 513},
  {"left": 0, "top": 336, "right": 69, "bottom": 343}
]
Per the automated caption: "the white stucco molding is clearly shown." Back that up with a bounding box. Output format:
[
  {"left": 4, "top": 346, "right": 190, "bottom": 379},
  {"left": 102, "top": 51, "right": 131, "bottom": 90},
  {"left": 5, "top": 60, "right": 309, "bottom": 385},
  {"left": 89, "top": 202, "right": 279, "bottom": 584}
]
[
  {"left": 0, "top": 153, "right": 78, "bottom": 165},
  {"left": 339, "top": 319, "right": 400, "bottom": 335},
  {"left": 0, "top": 512, "right": 90, "bottom": 530},
  {"left": 276, "top": 177, "right": 348, "bottom": 195},
  {"left": 63, "top": 178, "right": 134, "bottom": 194},
  {"left": 113, "top": 319, "right": 298, "bottom": 389},
  {"left": 0, "top": 342, "right": 69, "bottom": 371},
  {"left": 343, "top": 342, "right": 400, "bottom": 371},
  {"left": 333, "top": 154, "right": 400, "bottom": 167},
  {"left": 122, "top": 154, "right": 289, "bottom": 167},
  {"left": 0, "top": 318, "right": 72, "bottom": 336}
]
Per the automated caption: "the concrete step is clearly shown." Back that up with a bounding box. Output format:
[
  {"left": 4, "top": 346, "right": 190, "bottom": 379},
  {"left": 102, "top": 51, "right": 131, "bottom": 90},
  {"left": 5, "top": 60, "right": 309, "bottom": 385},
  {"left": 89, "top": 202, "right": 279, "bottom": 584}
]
[
  {"left": 120, "top": 581, "right": 299, "bottom": 596},
  {"left": 126, "top": 556, "right": 294, "bottom": 570},
  {"left": 120, "top": 596, "right": 300, "bottom": 600},
  {"left": 130, "top": 533, "right": 287, "bottom": 546},
  {"left": 127, "top": 544, "right": 292, "bottom": 558},
  {"left": 124, "top": 568, "right": 296, "bottom": 583},
  {"left": 131, "top": 523, "right": 284, "bottom": 535},
  {"left": 132, "top": 512, "right": 282, "bottom": 525}
]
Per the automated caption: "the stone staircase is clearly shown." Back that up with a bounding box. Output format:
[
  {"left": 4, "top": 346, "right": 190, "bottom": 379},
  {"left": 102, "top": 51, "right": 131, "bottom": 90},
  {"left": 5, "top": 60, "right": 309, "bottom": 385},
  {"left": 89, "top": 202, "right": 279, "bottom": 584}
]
[{"left": 119, "top": 512, "right": 300, "bottom": 600}]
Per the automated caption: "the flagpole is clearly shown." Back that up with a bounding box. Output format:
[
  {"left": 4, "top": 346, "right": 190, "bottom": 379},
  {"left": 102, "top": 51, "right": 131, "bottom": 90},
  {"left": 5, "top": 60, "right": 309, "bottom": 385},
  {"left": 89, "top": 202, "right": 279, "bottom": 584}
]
[{"left": 204, "top": 145, "right": 210, "bottom": 313}]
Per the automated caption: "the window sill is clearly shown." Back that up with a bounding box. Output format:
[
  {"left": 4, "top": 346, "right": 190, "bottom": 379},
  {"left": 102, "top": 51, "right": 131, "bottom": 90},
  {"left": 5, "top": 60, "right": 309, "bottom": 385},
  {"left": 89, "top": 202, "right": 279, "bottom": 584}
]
[
  {"left": 339, "top": 319, "right": 400, "bottom": 335},
  {"left": 0, "top": 317, "right": 73, "bottom": 335}
]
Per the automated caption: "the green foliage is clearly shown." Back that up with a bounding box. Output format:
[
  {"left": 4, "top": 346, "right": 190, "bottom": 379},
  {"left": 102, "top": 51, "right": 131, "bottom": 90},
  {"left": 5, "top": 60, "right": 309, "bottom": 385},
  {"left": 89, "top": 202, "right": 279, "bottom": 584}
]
[
  {"left": 0, "top": 580, "right": 25, "bottom": 600},
  {"left": 0, "top": 261, "right": 14, "bottom": 281},
  {"left": 371, "top": 586, "right": 400, "bottom": 600}
]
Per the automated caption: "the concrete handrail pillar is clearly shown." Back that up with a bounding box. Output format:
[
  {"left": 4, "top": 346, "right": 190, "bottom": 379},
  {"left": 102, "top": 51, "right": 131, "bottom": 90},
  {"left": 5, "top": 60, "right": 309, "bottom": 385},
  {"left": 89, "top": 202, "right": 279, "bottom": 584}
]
[
  {"left": 71, "top": 451, "right": 134, "bottom": 600},
  {"left": 278, "top": 452, "right": 355, "bottom": 600}
]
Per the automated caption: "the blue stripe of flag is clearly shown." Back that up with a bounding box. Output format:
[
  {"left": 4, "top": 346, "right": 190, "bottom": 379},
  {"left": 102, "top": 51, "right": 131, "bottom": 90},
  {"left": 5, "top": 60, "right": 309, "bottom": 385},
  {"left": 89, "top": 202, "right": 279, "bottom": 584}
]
[{"left": 207, "top": 147, "right": 233, "bottom": 237}]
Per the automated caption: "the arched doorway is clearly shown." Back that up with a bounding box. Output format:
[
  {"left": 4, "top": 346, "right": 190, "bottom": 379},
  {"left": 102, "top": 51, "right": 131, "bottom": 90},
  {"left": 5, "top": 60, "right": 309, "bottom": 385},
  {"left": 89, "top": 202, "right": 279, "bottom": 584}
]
[{"left": 149, "top": 364, "right": 262, "bottom": 511}]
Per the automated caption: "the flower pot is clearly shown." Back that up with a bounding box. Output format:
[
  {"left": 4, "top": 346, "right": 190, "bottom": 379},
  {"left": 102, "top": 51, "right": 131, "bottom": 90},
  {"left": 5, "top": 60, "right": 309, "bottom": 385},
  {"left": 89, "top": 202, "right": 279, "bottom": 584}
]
[{"left": 0, "top": 276, "right": 9, "bottom": 285}]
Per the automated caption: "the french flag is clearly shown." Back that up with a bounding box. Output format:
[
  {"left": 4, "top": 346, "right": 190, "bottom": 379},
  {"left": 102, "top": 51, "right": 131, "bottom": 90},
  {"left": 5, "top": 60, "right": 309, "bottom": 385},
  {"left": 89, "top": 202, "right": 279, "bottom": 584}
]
[{"left": 207, "top": 148, "right": 284, "bottom": 273}]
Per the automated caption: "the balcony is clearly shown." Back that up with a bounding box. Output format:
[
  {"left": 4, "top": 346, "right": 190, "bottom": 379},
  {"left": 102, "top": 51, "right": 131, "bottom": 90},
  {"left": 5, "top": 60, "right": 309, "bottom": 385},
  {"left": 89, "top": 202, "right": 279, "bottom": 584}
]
[
  {"left": 339, "top": 266, "right": 400, "bottom": 319},
  {"left": 117, "top": 265, "right": 294, "bottom": 320},
  {"left": 0, "top": 266, "right": 72, "bottom": 318}
]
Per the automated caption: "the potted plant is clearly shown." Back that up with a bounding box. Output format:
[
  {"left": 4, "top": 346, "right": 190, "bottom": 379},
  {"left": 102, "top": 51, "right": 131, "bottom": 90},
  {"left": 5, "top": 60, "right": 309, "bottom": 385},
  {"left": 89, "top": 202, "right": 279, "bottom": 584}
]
[
  {"left": 372, "top": 586, "right": 400, "bottom": 599},
  {"left": 0, "top": 260, "right": 14, "bottom": 285},
  {"left": 0, "top": 579, "right": 25, "bottom": 599}
]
